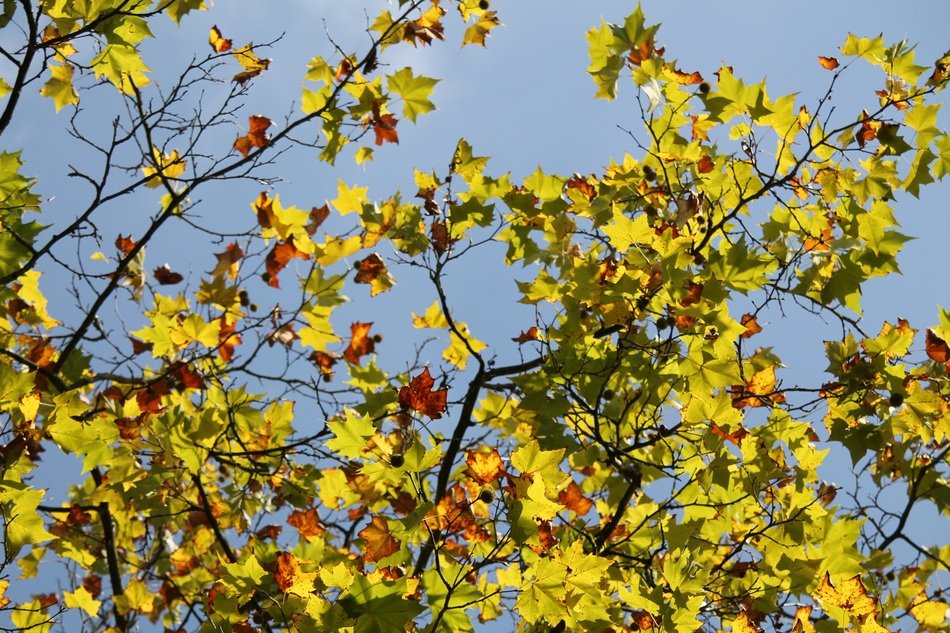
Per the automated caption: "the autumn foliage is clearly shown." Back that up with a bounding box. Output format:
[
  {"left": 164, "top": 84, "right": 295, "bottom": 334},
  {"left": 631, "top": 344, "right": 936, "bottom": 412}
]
[{"left": 1, "top": 2, "right": 950, "bottom": 633}]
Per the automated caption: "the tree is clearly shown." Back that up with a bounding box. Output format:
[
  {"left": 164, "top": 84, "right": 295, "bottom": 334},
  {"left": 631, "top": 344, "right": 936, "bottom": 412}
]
[{"left": 0, "top": 1, "right": 948, "bottom": 631}]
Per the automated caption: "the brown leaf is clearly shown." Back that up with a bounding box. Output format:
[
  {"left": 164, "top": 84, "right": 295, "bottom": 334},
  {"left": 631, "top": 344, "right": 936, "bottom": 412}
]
[
  {"left": 307, "top": 204, "right": 330, "bottom": 235},
  {"left": 710, "top": 421, "right": 750, "bottom": 445},
  {"left": 696, "top": 155, "right": 714, "bottom": 174},
  {"left": 671, "top": 68, "right": 703, "bottom": 85},
  {"left": 679, "top": 281, "right": 704, "bottom": 307},
  {"left": 398, "top": 368, "right": 448, "bottom": 419},
  {"left": 211, "top": 242, "right": 243, "bottom": 279},
  {"left": 430, "top": 220, "right": 455, "bottom": 254},
  {"left": 309, "top": 351, "right": 338, "bottom": 379},
  {"left": 359, "top": 515, "right": 401, "bottom": 564},
  {"left": 233, "top": 115, "right": 271, "bottom": 157},
  {"left": 153, "top": 265, "right": 183, "bottom": 285},
  {"left": 264, "top": 239, "right": 308, "bottom": 289}
]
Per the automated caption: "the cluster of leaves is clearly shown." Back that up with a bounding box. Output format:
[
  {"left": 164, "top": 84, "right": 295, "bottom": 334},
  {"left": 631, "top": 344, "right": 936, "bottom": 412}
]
[{"left": 0, "top": 1, "right": 949, "bottom": 632}]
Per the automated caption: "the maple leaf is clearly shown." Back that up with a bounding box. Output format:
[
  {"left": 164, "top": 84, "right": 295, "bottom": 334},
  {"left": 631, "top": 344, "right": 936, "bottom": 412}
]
[
  {"left": 372, "top": 112, "right": 399, "bottom": 146},
  {"left": 670, "top": 68, "right": 703, "bottom": 85},
  {"left": 557, "top": 480, "right": 593, "bottom": 515},
  {"left": 264, "top": 239, "right": 308, "bottom": 289},
  {"left": 814, "top": 573, "right": 884, "bottom": 627},
  {"left": 273, "top": 552, "right": 316, "bottom": 596},
  {"left": 710, "top": 421, "right": 750, "bottom": 445},
  {"left": 818, "top": 55, "right": 840, "bottom": 70},
  {"left": 696, "top": 155, "right": 714, "bottom": 174},
  {"left": 309, "top": 351, "right": 339, "bottom": 379},
  {"left": 398, "top": 368, "right": 448, "bottom": 419},
  {"left": 136, "top": 379, "right": 169, "bottom": 414},
  {"left": 353, "top": 253, "right": 395, "bottom": 296},
  {"left": 343, "top": 322, "right": 376, "bottom": 364},
  {"left": 231, "top": 44, "right": 270, "bottom": 84},
  {"left": 287, "top": 508, "right": 324, "bottom": 542},
  {"left": 217, "top": 316, "right": 241, "bottom": 362},
  {"left": 679, "top": 281, "right": 704, "bottom": 307},
  {"left": 855, "top": 110, "right": 881, "bottom": 148},
  {"left": 925, "top": 328, "right": 950, "bottom": 363},
  {"left": 359, "top": 515, "right": 400, "bottom": 564},
  {"left": 731, "top": 365, "right": 785, "bottom": 408},
  {"left": 565, "top": 174, "right": 596, "bottom": 200},
  {"left": 115, "top": 234, "right": 136, "bottom": 258},
  {"left": 211, "top": 242, "right": 244, "bottom": 279},
  {"left": 465, "top": 448, "right": 505, "bottom": 484},
  {"left": 431, "top": 219, "right": 456, "bottom": 254},
  {"left": 208, "top": 25, "right": 231, "bottom": 53},
  {"left": 153, "top": 265, "right": 183, "bottom": 285},
  {"left": 512, "top": 326, "right": 540, "bottom": 344},
  {"left": 307, "top": 204, "right": 330, "bottom": 235},
  {"left": 129, "top": 337, "right": 153, "bottom": 356},
  {"left": 740, "top": 313, "right": 763, "bottom": 338},
  {"left": 404, "top": 3, "right": 445, "bottom": 46},
  {"left": 233, "top": 115, "right": 271, "bottom": 157}
]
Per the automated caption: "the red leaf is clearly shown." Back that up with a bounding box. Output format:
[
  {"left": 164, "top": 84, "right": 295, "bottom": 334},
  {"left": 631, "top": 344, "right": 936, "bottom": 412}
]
[
  {"left": 696, "top": 155, "right": 714, "bottom": 174},
  {"left": 129, "top": 337, "right": 153, "bottom": 356},
  {"left": 344, "top": 322, "right": 376, "bottom": 364},
  {"left": 398, "top": 368, "right": 448, "bottom": 419}
]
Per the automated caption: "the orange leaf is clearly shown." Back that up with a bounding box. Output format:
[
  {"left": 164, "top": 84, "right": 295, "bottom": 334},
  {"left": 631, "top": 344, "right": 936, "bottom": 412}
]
[
  {"left": 512, "top": 326, "right": 540, "bottom": 344},
  {"left": 565, "top": 174, "right": 597, "bottom": 200},
  {"left": 557, "top": 480, "right": 593, "bottom": 515},
  {"left": 208, "top": 25, "right": 232, "bottom": 53},
  {"left": 398, "top": 367, "right": 448, "bottom": 420},
  {"left": 710, "top": 421, "right": 750, "bottom": 445},
  {"left": 465, "top": 448, "right": 505, "bottom": 484},
  {"left": 233, "top": 115, "right": 271, "bottom": 157},
  {"left": 359, "top": 515, "right": 401, "bottom": 564},
  {"left": 696, "top": 155, "right": 714, "bottom": 174},
  {"left": 671, "top": 68, "right": 703, "bottom": 85},
  {"left": 274, "top": 552, "right": 299, "bottom": 592},
  {"left": 309, "top": 351, "right": 338, "bottom": 379},
  {"left": 855, "top": 110, "right": 881, "bottom": 149},
  {"left": 153, "top": 265, "right": 183, "bottom": 285},
  {"left": 373, "top": 113, "right": 399, "bottom": 146},
  {"left": 217, "top": 316, "right": 241, "bottom": 362},
  {"left": 679, "top": 281, "right": 704, "bottom": 307},
  {"left": 740, "top": 313, "right": 762, "bottom": 338},
  {"left": 344, "top": 322, "right": 375, "bottom": 365},
  {"left": 818, "top": 56, "right": 839, "bottom": 70},
  {"left": 115, "top": 234, "right": 136, "bottom": 257},
  {"left": 287, "top": 508, "right": 325, "bottom": 542}
]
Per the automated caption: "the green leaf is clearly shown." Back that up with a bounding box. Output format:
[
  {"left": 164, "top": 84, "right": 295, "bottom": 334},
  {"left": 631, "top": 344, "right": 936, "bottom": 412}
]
[{"left": 326, "top": 409, "right": 377, "bottom": 459}]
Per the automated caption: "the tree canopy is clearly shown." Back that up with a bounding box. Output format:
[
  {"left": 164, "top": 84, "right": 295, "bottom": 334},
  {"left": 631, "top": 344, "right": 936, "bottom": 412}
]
[{"left": 1, "top": 1, "right": 949, "bottom": 632}]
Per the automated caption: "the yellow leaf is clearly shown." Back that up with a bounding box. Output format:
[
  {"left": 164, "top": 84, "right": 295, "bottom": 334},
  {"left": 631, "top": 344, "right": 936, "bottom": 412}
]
[
  {"left": 18, "top": 392, "right": 41, "bottom": 423},
  {"left": 332, "top": 179, "right": 369, "bottom": 215},
  {"left": 15, "top": 270, "right": 60, "bottom": 329},
  {"left": 729, "top": 611, "right": 761, "bottom": 633},
  {"left": 909, "top": 592, "right": 950, "bottom": 628},
  {"left": 40, "top": 60, "right": 79, "bottom": 111},
  {"left": 64, "top": 587, "right": 101, "bottom": 617},
  {"left": 142, "top": 147, "right": 186, "bottom": 188}
]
